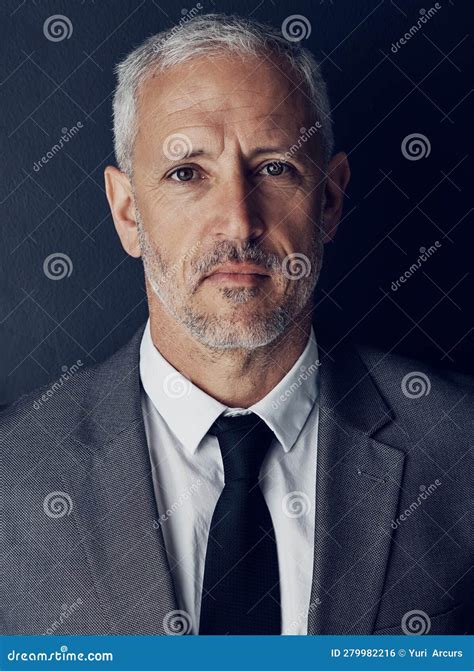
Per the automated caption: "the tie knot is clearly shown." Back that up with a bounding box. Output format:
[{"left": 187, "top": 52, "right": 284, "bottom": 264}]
[{"left": 209, "top": 412, "right": 275, "bottom": 483}]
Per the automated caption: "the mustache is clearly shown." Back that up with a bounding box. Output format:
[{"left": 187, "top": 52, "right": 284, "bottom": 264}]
[{"left": 192, "top": 241, "right": 282, "bottom": 279}]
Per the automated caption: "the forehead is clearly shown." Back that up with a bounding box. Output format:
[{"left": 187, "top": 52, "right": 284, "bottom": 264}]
[{"left": 136, "top": 54, "right": 314, "bottom": 144}]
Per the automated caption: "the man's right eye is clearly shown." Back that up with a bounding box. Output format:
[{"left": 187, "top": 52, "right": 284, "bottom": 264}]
[{"left": 168, "top": 166, "right": 198, "bottom": 182}]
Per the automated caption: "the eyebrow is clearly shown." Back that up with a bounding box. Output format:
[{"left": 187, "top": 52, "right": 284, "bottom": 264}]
[
  {"left": 250, "top": 146, "right": 294, "bottom": 159},
  {"left": 247, "top": 146, "right": 315, "bottom": 167},
  {"left": 164, "top": 145, "right": 309, "bottom": 163}
]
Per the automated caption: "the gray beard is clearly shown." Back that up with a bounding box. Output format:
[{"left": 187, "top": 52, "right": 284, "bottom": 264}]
[{"left": 136, "top": 208, "right": 323, "bottom": 350}]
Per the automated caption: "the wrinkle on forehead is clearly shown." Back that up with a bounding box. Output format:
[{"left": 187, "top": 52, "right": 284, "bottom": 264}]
[
  {"left": 133, "top": 54, "right": 320, "bottom": 166},
  {"left": 139, "top": 53, "right": 307, "bottom": 116},
  {"left": 162, "top": 100, "right": 275, "bottom": 117}
]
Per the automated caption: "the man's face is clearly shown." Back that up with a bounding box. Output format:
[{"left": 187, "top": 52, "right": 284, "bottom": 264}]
[{"left": 130, "top": 54, "right": 328, "bottom": 349}]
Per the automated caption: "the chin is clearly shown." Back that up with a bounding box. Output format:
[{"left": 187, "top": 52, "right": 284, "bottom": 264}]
[
  {"left": 186, "top": 308, "right": 290, "bottom": 350},
  {"left": 203, "top": 285, "right": 264, "bottom": 304},
  {"left": 195, "top": 331, "right": 281, "bottom": 351}
]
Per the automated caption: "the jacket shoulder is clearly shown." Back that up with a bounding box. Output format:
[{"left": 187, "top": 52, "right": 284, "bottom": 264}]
[
  {"left": 0, "top": 322, "right": 146, "bottom": 477},
  {"left": 355, "top": 343, "right": 473, "bottom": 436},
  {"left": 0, "top": 362, "right": 97, "bottom": 478}
]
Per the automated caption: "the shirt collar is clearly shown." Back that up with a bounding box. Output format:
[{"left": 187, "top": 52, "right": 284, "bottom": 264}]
[{"left": 139, "top": 318, "right": 319, "bottom": 455}]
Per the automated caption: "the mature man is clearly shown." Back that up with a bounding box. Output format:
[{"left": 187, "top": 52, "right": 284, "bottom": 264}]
[{"left": 1, "top": 15, "right": 472, "bottom": 636}]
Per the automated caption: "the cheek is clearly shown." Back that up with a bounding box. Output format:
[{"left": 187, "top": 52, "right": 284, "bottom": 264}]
[
  {"left": 259, "top": 182, "right": 302, "bottom": 205},
  {"left": 143, "top": 202, "right": 199, "bottom": 260},
  {"left": 272, "top": 218, "right": 316, "bottom": 257},
  {"left": 265, "top": 187, "right": 318, "bottom": 231}
]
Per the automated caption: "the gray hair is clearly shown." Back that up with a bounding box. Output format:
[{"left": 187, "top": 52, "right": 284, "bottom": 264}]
[{"left": 112, "top": 13, "right": 334, "bottom": 176}]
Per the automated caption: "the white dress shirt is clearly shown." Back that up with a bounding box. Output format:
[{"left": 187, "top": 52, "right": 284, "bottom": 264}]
[{"left": 139, "top": 318, "right": 320, "bottom": 635}]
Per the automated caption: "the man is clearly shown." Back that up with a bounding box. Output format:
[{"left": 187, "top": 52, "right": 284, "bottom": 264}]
[{"left": 1, "top": 14, "right": 472, "bottom": 636}]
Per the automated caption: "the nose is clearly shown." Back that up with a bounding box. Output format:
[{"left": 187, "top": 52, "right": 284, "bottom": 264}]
[{"left": 213, "top": 168, "right": 265, "bottom": 242}]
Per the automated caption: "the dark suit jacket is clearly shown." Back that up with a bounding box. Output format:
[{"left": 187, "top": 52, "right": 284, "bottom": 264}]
[{"left": 1, "top": 322, "right": 472, "bottom": 635}]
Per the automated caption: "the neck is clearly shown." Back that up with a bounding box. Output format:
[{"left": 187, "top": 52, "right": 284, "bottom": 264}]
[{"left": 147, "top": 299, "right": 313, "bottom": 408}]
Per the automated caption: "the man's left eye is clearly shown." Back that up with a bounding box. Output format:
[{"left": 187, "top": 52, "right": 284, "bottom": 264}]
[{"left": 259, "top": 161, "right": 292, "bottom": 177}]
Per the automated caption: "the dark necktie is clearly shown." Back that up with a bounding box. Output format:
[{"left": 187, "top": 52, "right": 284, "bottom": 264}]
[{"left": 198, "top": 412, "right": 281, "bottom": 635}]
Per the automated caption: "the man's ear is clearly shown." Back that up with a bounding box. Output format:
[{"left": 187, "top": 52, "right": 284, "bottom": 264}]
[
  {"left": 320, "top": 152, "right": 351, "bottom": 244},
  {"left": 104, "top": 166, "right": 141, "bottom": 258}
]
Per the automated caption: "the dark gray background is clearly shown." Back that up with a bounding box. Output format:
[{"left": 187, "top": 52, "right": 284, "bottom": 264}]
[{"left": 1, "top": 0, "right": 472, "bottom": 405}]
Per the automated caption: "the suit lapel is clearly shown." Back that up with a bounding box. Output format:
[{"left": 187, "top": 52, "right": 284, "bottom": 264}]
[
  {"left": 61, "top": 323, "right": 179, "bottom": 634},
  {"left": 308, "top": 339, "right": 406, "bottom": 634}
]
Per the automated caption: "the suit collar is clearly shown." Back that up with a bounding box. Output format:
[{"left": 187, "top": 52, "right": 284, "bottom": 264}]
[
  {"left": 316, "top": 333, "right": 395, "bottom": 435},
  {"left": 73, "top": 321, "right": 147, "bottom": 449}
]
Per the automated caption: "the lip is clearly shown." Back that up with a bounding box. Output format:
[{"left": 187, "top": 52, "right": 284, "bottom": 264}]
[
  {"left": 203, "top": 264, "right": 270, "bottom": 286},
  {"left": 204, "top": 263, "right": 270, "bottom": 279}
]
